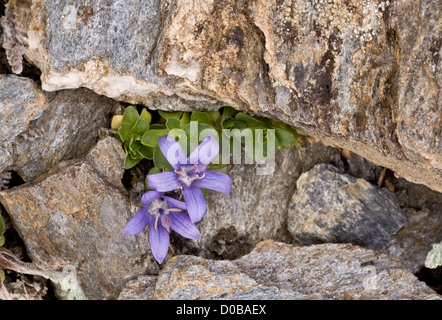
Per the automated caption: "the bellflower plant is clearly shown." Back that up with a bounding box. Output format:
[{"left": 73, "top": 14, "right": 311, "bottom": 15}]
[
  {"left": 123, "top": 191, "right": 200, "bottom": 264},
  {"left": 147, "top": 135, "right": 232, "bottom": 223}
]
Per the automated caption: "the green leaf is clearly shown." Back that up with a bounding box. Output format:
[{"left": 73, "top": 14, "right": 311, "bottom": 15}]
[
  {"left": 235, "top": 112, "right": 265, "bottom": 127},
  {"left": 117, "top": 115, "right": 149, "bottom": 142},
  {"left": 158, "top": 110, "right": 183, "bottom": 120},
  {"left": 208, "top": 164, "right": 227, "bottom": 173},
  {"left": 140, "top": 108, "right": 152, "bottom": 124},
  {"left": 1, "top": 269, "right": 4, "bottom": 282},
  {"left": 121, "top": 106, "right": 140, "bottom": 127},
  {"left": 220, "top": 106, "right": 238, "bottom": 120},
  {"left": 180, "top": 112, "right": 191, "bottom": 127},
  {"left": 183, "top": 122, "right": 217, "bottom": 141},
  {"left": 148, "top": 167, "right": 161, "bottom": 175},
  {"left": 191, "top": 112, "right": 215, "bottom": 126},
  {"left": 166, "top": 118, "right": 182, "bottom": 130},
  {"left": 149, "top": 123, "right": 167, "bottom": 130},
  {"left": 208, "top": 110, "right": 221, "bottom": 123},
  {"left": 124, "top": 153, "right": 142, "bottom": 169},
  {"left": 274, "top": 128, "right": 295, "bottom": 149},
  {"left": 128, "top": 137, "right": 142, "bottom": 153},
  {"left": 137, "top": 145, "right": 155, "bottom": 159},
  {"left": 131, "top": 118, "right": 149, "bottom": 136},
  {"left": 153, "top": 146, "right": 170, "bottom": 169},
  {"left": 123, "top": 141, "right": 142, "bottom": 169},
  {"left": 118, "top": 123, "right": 133, "bottom": 142},
  {"left": 271, "top": 122, "right": 299, "bottom": 148},
  {"left": 141, "top": 129, "right": 169, "bottom": 147},
  {"left": 223, "top": 119, "right": 248, "bottom": 130},
  {"left": 0, "top": 235, "right": 4, "bottom": 247}
]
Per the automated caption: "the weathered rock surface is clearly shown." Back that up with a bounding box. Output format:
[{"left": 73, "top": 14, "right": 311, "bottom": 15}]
[
  {"left": 0, "top": 72, "right": 121, "bottom": 182},
  {"left": 117, "top": 275, "right": 157, "bottom": 300},
  {"left": 388, "top": 208, "right": 442, "bottom": 274},
  {"left": 5, "top": 0, "right": 441, "bottom": 192},
  {"left": 0, "top": 74, "right": 47, "bottom": 173},
  {"left": 288, "top": 164, "right": 406, "bottom": 251},
  {"left": 251, "top": 0, "right": 442, "bottom": 192},
  {"left": 0, "top": 136, "right": 159, "bottom": 299},
  {"left": 11, "top": 88, "right": 121, "bottom": 181},
  {"left": 121, "top": 240, "right": 441, "bottom": 300}
]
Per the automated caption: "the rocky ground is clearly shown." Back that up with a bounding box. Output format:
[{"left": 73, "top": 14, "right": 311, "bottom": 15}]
[{"left": 0, "top": 0, "right": 441, "bottom": 300}]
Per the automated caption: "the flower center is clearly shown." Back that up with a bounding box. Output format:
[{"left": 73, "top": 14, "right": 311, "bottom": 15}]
[
  {"left": 147, "top": 198, "right": 182, "bottom": 231},
  {"left": 174, "top": 163, "right": 207, "bottom": 188}
]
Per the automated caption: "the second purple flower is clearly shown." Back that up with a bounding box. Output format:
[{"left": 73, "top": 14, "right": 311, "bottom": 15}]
[{"left": 147, "top": 135, "right": 232, "bottom": 223}]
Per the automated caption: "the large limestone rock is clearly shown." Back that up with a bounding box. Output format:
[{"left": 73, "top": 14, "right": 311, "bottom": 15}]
[
  {"left": 0, "top": 137, "right": 159, "bottom": 299},
  {"left": 4, "top": 0, "right": 441, "bottom": 192},
  {"left": 120, "top": 240, "right": 441, "bottom": 300}
]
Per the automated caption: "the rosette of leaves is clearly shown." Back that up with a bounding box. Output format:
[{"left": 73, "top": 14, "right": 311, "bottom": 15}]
[{"left": 112, "top": 106, "right": 300, "bottom": 172}]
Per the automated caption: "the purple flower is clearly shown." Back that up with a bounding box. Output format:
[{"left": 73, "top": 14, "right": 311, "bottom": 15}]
[
  {"left": 147, "top": 135, "right": 232, "bottom": 223},
  {"left": 123, "top": 191, "right": 200, "bottom": 264}
]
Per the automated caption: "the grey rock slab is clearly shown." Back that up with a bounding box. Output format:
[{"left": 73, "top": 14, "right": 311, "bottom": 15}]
[
  {"left": 11, "top": 87, "right": 121, "bottom": 181},
  {"left": 287, "top": 164, "right": 406, "bottom": 251},
  {"left": 151, "top": 240, "right": 441, "bottom": 300},
  {"left": 0, "top": 74, "right": 48, "bottom": 172},
  {"left": 0, "top": 136, "right": 159, "bottom": 299}
]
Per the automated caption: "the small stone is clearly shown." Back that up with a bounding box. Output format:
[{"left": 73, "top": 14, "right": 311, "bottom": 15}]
[{"left": 287, "top": 164, "right": 406, "bottom": 251}]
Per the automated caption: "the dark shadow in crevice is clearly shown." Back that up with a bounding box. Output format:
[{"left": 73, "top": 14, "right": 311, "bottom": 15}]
[
  {"left": 415, "top": 266, "right": 442, "bottom": 295},
  {"left": 5, "top": 169, "right": 25, "bottom": 189}
]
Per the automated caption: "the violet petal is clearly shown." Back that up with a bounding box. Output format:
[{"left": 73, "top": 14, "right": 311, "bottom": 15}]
[
  {"left": 170, "top": 211, "right": 201, "bottom": 239},
  {"left": 148, "top": 218, "right": 170, "bottom": 264},
  {"left": 192, "top": 170, "right": 232, "bottom": 194},
  {"left": 158, "top": 136, "right": 187, "bottom": 170},
  {"left": 123, "top": 207, "right": 149, "bottom": 235},
  {"left": 162, "top": 196, "right": 187, "bottom": 210},
  {"left": 147, "top": 171, "right": 181, "bottom": 192},
  {"left": 140, "top": 191, "right": 162, "bottom": 207},
  {"left": 188, "top": 135, "right": 219, "bottom": 165},
  {"left": 182, "top": 186, "right": 206, "bottom": 223}
]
